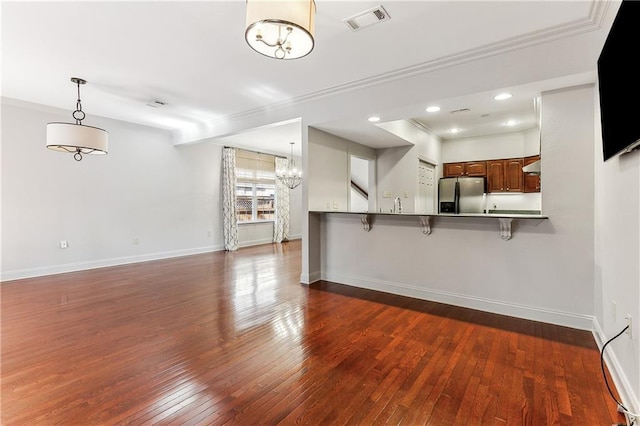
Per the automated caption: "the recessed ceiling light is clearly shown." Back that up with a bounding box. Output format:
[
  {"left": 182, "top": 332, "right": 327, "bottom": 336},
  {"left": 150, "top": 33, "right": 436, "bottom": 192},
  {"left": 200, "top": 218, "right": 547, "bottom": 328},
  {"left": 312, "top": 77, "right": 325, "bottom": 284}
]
[
  {"left": 448, "top": 128, "right": 461, "bottom": 134},
  {"left": 426, "top": 106, "right": 440, "bottom": 113},
  {"left": 504, "top": 120, "right": 519, "bottom": 126},
  {"left": 368, "top": 116, "right": 381, "bottom": 122},
  {"left": 494, "top": 93, "right": 512, "bottom": 101}
]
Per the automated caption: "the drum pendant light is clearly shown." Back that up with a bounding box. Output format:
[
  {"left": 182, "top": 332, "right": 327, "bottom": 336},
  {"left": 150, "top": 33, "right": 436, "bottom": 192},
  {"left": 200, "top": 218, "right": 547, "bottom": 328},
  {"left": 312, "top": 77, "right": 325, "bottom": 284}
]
[{"left": 46, "top": 77, "right": 108, "bottom": 161}]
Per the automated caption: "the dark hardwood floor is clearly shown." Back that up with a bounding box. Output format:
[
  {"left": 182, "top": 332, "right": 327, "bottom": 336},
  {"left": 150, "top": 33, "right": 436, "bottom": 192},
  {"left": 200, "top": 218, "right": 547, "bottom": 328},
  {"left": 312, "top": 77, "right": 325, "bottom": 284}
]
[{"left": 1, "top": 240, "right": 625, "bottom": 425}]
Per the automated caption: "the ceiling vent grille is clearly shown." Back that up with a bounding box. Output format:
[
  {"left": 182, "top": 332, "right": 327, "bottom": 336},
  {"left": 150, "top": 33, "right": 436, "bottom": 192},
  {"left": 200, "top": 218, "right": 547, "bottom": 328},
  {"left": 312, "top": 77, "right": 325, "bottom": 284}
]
[{"left": 343, "top": 6, "right": 390, "bottom": 31}]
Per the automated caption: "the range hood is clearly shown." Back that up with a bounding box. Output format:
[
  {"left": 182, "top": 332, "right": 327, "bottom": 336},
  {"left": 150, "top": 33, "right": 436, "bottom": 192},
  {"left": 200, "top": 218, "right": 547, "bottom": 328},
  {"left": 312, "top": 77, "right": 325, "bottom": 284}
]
[{"left": 522, "top": 159, "right": 541, "bottom": 175}]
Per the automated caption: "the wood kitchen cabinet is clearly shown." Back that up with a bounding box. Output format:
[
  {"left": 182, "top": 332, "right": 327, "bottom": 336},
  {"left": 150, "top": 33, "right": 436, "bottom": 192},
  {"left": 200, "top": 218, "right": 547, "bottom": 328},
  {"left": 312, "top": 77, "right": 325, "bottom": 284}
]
[
  {"left": 443, "top": 161, "right": 486, "bottom": 177},
  {"left": 465, "top": 161, "right": 487, "bottom": 176},
  {"left": 443, "top": 162, "right": 465, "bottom": 177},
  {"left": 523, "top": 155, "right": 541, "bottom": 193},
  {"left": 487, "top": 158, "right": 524, "bottom": 192}
]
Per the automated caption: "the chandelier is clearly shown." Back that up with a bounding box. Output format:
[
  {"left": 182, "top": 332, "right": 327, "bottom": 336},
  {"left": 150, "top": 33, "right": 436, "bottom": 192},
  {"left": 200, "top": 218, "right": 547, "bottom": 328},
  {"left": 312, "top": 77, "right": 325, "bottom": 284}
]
[
  {"left": 245, "top": 0, "right": 316, "bottom": 60},
  {"left": 276, "top": 142, "right": 303, "bottom": 189},
  {"left": 46, "top": 77, "right": 108, "bottom": 161}
]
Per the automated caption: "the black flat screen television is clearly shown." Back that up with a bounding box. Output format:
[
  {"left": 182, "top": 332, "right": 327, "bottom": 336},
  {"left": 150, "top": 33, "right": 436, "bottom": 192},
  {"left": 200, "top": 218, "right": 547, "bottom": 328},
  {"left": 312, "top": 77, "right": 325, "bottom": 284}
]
[{"left": 598, "top": 0, "right": 640, "bottom": 161}]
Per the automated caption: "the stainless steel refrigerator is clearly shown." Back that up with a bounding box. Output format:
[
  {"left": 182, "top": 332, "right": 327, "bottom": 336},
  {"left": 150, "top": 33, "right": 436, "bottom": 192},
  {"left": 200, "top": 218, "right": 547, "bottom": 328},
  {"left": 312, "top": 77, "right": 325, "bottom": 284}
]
[{"left": 438, "top": 176, "right": 486, "bottom": 213}]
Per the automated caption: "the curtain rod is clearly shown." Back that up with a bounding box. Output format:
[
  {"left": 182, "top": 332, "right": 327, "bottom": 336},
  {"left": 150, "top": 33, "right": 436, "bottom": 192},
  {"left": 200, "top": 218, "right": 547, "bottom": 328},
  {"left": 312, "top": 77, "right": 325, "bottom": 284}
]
[{"left": 224, "top": 146, "right": 287, "bottom": 159}]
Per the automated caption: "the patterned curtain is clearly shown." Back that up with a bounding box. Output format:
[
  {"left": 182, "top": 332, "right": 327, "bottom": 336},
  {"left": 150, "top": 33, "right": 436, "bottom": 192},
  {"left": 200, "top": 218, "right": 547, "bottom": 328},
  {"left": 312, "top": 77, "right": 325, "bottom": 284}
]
[
  {"left": 273, "top": 157, "right": 290, "bottom": 243},
  {"left": 222, "top": 147, "right": 238, "bottom": 251}
]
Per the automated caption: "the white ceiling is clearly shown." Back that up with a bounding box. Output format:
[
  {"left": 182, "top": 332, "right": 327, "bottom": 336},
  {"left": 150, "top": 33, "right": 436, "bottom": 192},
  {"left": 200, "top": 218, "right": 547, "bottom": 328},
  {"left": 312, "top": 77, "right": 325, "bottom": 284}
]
[{"left": 1, "top": 1, "right": 619, "bottom": 157}]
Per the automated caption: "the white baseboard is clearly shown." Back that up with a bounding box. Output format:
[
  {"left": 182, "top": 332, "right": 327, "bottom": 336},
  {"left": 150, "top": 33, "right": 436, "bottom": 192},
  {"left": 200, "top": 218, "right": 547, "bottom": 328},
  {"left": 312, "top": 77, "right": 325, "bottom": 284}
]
[
  {"left": 320, "top": 272, "right": 594, "bottom": 330},
  {"left": 238, "top": 237, "right": 274, "bottom": 248},
  {"left": 300, "top": 270, "right": 321, "bottom": 285},
  {"left": 2, "top": 236, "right": 303, "bottom": 282},
  {"left": 238, "top": 234, "right": 301, "bottom": 249},
  {"left": 1, "top": 244, "right": 224, "bottom": 282},
  {"left": 592, "top": 319, "right": 640, "bottom": 416}
]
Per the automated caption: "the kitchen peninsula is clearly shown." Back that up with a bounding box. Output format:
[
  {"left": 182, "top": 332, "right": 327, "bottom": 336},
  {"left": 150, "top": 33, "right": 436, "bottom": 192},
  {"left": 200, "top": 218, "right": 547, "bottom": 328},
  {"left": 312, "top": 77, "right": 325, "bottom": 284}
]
[{"left": 310, "top": 210, "right": 548, "bottom": 240}]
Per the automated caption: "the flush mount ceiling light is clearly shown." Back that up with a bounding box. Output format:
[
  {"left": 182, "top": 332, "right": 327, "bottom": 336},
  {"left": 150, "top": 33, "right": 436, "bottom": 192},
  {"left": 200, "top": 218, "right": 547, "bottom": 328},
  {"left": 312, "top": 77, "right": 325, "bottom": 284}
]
[
  {"left": 276, "top": 142, "right": 303, "bottom": 189},
  {"left": 426, "top": 106, "right": 441, "bottom": 113},
  {"left": 368, "top": 116, "right": 381, "bottom": 122},
  {"left": 503, "top": 120, "right": 519, "bottom": 126},
  {"left": 46, "top": 77, "right": 108, "bottom": 161},
  {"left": 245, "top": 0, "right": 316, "bottom": 60}
]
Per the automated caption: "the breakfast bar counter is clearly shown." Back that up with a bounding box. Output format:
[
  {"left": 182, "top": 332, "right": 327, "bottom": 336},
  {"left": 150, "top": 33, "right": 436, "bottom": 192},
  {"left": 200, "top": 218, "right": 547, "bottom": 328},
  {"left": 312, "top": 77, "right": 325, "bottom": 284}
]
[{"left": 309, "top": 211, "right": 549, "bottom": 240}]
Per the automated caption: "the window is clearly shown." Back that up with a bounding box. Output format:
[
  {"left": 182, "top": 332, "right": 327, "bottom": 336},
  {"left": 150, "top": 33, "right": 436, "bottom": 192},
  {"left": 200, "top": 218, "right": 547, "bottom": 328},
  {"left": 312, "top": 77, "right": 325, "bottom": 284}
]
[
  {"left": 236, "top": 182, "right": 275, "bottom": 222},
  {"left": 235, "top": 149, "right": 276, "bottom": 223}
]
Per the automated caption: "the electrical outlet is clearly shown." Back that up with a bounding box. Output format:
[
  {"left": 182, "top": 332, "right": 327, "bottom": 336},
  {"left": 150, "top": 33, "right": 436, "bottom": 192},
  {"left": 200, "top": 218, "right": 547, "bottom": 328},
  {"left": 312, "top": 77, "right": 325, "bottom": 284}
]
[
  {"left": 403, "top": 191, "right": 409, "bottom": 198},
  {"left": 625, "top": 314, "right": 632, "bottom": 337},
  {"left": 383, "top": 191, "right": 392, "bottom": 198},
  {"left": 59, "top": 240, "right": 68, "bottom": 249},
  {"left": 333, "top": 201, "right": 338, "bottom": 209},
  {"left": 326, "top": 201, "right": 331, "bottom": 209}
]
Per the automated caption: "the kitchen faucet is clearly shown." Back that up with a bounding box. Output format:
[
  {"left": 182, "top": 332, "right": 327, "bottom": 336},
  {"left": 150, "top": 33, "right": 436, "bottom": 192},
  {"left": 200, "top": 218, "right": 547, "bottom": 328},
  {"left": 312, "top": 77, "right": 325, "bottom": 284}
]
[{"left": 393, "top": 196, "right": 402, "bottom": 213}]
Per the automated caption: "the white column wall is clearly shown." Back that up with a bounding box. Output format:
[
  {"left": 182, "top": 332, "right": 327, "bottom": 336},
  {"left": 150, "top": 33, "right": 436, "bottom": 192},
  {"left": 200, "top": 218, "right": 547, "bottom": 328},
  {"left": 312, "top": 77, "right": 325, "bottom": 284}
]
[{"left": 594, "top": 86, "right": 640, "bottom": 411}]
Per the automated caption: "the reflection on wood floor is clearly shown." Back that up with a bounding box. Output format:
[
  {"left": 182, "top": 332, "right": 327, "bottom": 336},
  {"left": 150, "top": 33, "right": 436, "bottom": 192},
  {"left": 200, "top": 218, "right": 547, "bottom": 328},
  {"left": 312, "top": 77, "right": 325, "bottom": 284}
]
[{"left": 1, "top": 240, "right": 624, "bottom": 425}]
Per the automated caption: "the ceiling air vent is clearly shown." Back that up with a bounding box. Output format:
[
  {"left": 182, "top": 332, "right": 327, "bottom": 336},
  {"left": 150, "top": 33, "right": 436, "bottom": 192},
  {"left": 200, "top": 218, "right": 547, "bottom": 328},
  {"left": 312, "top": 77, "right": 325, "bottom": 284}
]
[{"left": 343, "top": 6, "right": 390, "bottom": 31}]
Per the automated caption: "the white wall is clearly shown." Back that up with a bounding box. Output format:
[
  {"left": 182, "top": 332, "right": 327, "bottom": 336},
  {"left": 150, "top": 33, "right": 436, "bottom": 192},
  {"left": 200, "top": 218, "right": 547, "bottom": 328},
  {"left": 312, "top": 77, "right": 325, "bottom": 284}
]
[
  {"left": 376, "top": 125, "right": 442, "bottom": 214},
  {"left": 1, "top": 99, "right": 302, "bottom": 280},
  {"left": 307, "top": 127, "right": 375, "bottom": 212},
  {"left": 442, "top": 127, "right": 540, "bottom": 163},
  {"left": 524, "top": 127, "right": 541, "bottom": 157},
  {"left": 349, "top": 189, "right": 369, "bottom": 212},
  {"left": 594, "top": 90, "right": 640, "bottom": 411},
  {"left": 487, "top": 193, "right": 541, "bottom": 212}
]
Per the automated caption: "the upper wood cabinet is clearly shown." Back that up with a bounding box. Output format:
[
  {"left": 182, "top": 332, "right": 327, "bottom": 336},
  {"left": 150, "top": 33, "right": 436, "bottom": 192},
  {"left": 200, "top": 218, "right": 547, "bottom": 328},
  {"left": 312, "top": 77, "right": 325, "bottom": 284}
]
[
  {"left": 465, "top": 161, "right": 487, "bottom": 176},
  {"left": 504, "top": 158, "right": 524, "bottom": 192},
  {"left": 443, "top": 161, "right": 486, "bottom": 177},
  {"left": 486, "top": 159, "right": 524, "bottom": 192},
  {"left": 443, "top": 162, "right": 465, "bottom": 177},
  {"left": 523, "top": 155, "right": 541, "bottom": 193},
  {"left": 486, "top": 160, "right": 505, "bottom": 192},
  {"left": 444, "top": 157, "right": 535, "bottom": 193}
]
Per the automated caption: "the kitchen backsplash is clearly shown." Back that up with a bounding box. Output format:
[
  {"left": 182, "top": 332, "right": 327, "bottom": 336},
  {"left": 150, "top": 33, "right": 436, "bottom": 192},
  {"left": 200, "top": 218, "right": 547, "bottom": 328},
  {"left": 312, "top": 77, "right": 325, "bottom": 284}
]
[{"left": 486, "top": 192, "right": 541, "bottom": 212}]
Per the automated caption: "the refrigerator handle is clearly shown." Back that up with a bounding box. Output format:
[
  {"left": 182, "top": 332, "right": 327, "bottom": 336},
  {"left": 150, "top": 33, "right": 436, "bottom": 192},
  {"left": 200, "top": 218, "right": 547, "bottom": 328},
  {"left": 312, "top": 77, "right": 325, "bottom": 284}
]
[{"left": 454, "top": 181, "right": 460, "bottom": 214}]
